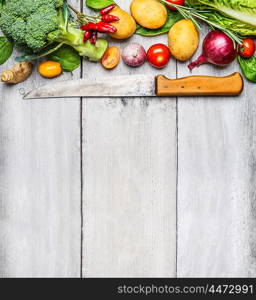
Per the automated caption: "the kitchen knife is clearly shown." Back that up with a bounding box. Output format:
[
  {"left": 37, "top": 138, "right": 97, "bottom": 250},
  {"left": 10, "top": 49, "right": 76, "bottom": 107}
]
[{"left": 24, "top": 72, "right": 243, "bottom": 99}]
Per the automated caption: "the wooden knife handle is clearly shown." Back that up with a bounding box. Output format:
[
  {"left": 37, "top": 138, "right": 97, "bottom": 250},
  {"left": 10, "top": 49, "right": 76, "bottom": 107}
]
[{"left": 155, "top": 72, "right": 244, "bottom": 97}]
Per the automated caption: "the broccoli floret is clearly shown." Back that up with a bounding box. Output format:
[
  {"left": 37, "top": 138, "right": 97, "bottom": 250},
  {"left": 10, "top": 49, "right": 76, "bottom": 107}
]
[
  {"left": 25, "top": 5, "right": 60, "bottom": 50},
  {"left": 3, "top": 0, "right": 63, "bottom": 18},
  {"left": 0, "top": 0, "right": 108, "bottom": 61},
  {"left": 0, "top": 0, "right": 63, "bottom": 52}
]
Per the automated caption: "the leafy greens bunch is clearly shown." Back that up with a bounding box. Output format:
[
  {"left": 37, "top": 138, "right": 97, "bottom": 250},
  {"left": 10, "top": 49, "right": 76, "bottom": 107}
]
[
  {"left": 0, "top": 0, "right": 108, "bottom": 68},
  {"left": 187, "top": 0, "right": 256, "bottom": 36}
]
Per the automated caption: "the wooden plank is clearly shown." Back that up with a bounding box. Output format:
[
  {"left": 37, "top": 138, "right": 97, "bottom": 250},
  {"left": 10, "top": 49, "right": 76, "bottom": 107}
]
[
  {"left": 0, "top": 0, "right": 81, "bottom": 277},
  {"left": 82, "top": 0, "right": 177, "bottom": 277},
  {"left": 177, "top": 27, "right": 256, "bottom": 277}
]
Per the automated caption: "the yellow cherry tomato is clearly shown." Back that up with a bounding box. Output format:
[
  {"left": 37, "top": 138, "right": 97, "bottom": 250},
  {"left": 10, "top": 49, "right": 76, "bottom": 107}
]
[{"left": 38, "top": 61, "right": 62, "bottom": 78}]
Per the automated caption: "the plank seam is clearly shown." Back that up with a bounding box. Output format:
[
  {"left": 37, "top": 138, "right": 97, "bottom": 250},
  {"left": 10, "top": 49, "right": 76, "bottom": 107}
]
[
  {"left": 175, "top": 59, "right": 178, "bottom": 278},
  {"left": 80, "top": 98, "right": 84, "bottom": 278},
  {"left": 80, "top": 0, "right": 84, "bottom": 279}
]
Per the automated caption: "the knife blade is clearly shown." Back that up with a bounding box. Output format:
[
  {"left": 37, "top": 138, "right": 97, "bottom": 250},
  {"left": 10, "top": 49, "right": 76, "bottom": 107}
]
[{"left": 24, "top": 73, "right": 243, "bottom": 99}]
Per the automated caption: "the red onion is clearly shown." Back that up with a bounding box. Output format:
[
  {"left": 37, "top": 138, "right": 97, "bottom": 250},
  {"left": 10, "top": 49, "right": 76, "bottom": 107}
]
[{"left": 188, "top": 30, "right": 237, "bottom": 70}]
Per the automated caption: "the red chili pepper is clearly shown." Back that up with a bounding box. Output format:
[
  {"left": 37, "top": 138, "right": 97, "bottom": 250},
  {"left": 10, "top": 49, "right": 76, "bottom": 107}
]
[
  {"left": 90, "top": 32, "right": 98, "bottom": 45},
  {"left": 101, "top": 14, "right": 119, "bottom": 23},
  {"left": 99, "top": 4, "right": 116, "bottom": 15},
  {"left": 95, "top": 21, "right": 117, "bottom": 33},
  {"left": 88, "top": 22, "right": 98, "bottom": 31},
  {"left": 81, "top": 21, "right": 117, "bottom": 33},
  {"left": 82, "top": 22, "right": 96, "bottom": 31},
  {"left": 81, "top": 22, "right": 98, "bottom": 31},
  {"left": 83, "top": 31, "right": 92, "bottom": 42},
  {"left": 81, "top": 24, "right": 91, "bottom": 31}
]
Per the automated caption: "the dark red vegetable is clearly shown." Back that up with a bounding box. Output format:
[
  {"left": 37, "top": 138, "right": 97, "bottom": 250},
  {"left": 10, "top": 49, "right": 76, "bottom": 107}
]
[
  {"left": 95, "top": 21, "right": 117, "bottom": 33},
  {"left": 101, "top": 14, "right": 119, "bottom": 23},
  {"left": 81, "top": 24, "right": 90, "bottom": 31},
  {"left": 99, "top": 4, "right": 116, "bottom": 15},
  {"left": 83, "top": 31, "right": 92, "bottom": 42},
  {"left": 90, "top": 32, "right": 98, "bottom": 45},
  {"left": 239, "top": 38, "right": 255, "bottom": 58},
  {"left": 188, "top": 30, "right": 237, "bottom": 70},
  {"left": 81, "top": 22, "right": 116, "bottom": 33}
]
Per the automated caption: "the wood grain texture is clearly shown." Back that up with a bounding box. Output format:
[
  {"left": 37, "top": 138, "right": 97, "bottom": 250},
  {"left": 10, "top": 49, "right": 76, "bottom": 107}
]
[
  {"left": 177, "top": 27, "right": 256, "bottom": 277},
  {"left": 156, "top": 73, "right": 243, "bottom": 96},
  {"left": 1, "top": 1, "right": 255, "bottom": 279},
  {"left": 0, "top": 0, "right": 81, "bottom": 277},
  {"left": 82, "top": 0, "right": 177, "bottom": 277}
]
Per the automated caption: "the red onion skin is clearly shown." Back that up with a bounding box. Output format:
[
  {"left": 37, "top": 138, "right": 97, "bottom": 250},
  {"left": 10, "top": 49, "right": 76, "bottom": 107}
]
[{"left": 188, "top": 30, "right": 237, "bottom": 70}]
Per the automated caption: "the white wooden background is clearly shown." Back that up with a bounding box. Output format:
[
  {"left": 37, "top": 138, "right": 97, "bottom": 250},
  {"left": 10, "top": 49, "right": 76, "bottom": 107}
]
[{"left": 0, "top": 0, "right": 255, "bottom": 277}]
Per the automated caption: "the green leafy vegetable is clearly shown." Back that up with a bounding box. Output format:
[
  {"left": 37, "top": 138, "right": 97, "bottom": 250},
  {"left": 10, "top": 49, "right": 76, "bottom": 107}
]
[
  {"left": 86, "top": 0, "right": 115, "bottom": 10},
  {"left": 196, "top": 10, "right": 256, "bottom": 36},
  {"left": 0, "top": 36, "right": 13, "bottom": 65},
  {"left": 0, "top": 0, "right": 65, "bottom": 53},
  {"left": 0, "top": 0, "right": 5, "bottom": 11},
  {"left": 1, "top": 0, "right": 108, "bottom": 62},
  {"left": 238, "top": 55, "right": 256, "bottom": 82},
  {"left": 189, "top": 0, "right": 256, "bottom": 26},
  {"left": 15, "top": 43, "right": 64, "bottom": 62},
  {"left": 187, "top": 0, "right": 256, "bottom": 36},
  {"left": 63, "top": 0, "right": 71, "bottom": 30},
  {"left": 136, "top": 10, "right": 183, "bottom": 36},
  {"left": 48, "top": 44, "right": 80, "bottom": 72}
]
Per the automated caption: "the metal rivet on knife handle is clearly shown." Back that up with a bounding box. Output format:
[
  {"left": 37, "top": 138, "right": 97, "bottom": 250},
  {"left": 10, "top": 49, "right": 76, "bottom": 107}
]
[{"left": 155, "top": 72, "right": 244, "bottom": 97}]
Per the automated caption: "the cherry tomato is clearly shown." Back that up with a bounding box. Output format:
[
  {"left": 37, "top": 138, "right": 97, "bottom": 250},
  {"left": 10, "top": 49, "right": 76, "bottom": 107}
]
[
  {"left": 101, "top": 46, "right": 120, "bottom": 69},
  {"left": 147, "top": 44, "right": 171, "bottom": 69},
  {"left": 239, "top": 38, "right": 255, "bottom": 58},
  {"left": 38, "top": 61, "right": 62, "bottom": 78},
  {"left": 166, "top": 0, "right": 185, "bottom": 11}
]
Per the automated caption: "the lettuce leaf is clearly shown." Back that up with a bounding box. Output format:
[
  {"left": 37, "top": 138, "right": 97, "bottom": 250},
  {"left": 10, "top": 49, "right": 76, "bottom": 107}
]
[
  {"left": 238, "top": 55, "right": 256, "bottom": 82},
  {"left": 190, "top": 0, "right": 256, "bottom": 26},
  {"left": 187, "top": 0, "right": 256, "bottom": 35}
]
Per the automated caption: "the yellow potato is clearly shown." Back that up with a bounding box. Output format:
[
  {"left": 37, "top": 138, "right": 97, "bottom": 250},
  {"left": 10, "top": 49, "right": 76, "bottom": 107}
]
[
  {"left": 109, "top": 6, "right": 136, "bottom": 40},
  {"left": 168, "top": 19, "right": 199, "bottom": 61},
  {"left": 130, "top": 0, "right": 167, "bottom": 29}
]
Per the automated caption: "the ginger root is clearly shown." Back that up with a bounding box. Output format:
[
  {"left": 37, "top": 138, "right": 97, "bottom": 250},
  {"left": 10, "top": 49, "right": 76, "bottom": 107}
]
[{"left": 1, "top": 62, "right": 33, "bottom": 84}]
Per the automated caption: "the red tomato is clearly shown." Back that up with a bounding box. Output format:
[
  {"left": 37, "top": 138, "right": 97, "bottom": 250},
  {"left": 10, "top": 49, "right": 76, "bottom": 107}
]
[
  {"left": 239, "top": 38, "right": 255, "bottom": 58},
  {"left": 147, "top": 44, "right": 171, "bottom": 69},
  {"left": 166, "top": 0, "right": 185, "bottom": 10}
]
